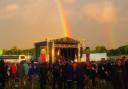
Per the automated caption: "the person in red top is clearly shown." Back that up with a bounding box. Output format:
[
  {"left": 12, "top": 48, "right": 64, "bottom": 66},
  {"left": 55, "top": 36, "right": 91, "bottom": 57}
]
[{"left": 10, "top": 63, "right": 17, "bottom": 84}]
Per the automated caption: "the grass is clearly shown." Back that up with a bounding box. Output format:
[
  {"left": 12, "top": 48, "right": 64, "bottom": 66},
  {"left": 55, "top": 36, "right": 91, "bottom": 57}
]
[
  {"left": 6, "top": 79, "right": 39, "bottom": 89},
  {"left": 7, "top": 79, "right": 113, "bottom": 89}
]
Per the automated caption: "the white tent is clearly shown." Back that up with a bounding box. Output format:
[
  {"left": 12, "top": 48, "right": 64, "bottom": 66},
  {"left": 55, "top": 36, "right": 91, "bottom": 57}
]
[{"left": 82, "top": 53, "right": 107, "bottom": 61}]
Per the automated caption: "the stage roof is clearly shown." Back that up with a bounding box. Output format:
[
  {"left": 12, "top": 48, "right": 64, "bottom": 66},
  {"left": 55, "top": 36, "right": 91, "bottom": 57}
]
[{"left": 50, "top": 37, "right": 80, "bottom": 44}]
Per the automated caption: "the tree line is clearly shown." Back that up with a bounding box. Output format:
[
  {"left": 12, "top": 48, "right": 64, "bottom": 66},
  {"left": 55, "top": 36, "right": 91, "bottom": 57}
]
[
  {"left": 84, "top": 45, "right": 128, "bottom": 56},
  {"left": 1, "top": 45, "right": 128, "bottom": 56},
  {"left": 2, "top": 46, "right": 35, "bottom": 56}
]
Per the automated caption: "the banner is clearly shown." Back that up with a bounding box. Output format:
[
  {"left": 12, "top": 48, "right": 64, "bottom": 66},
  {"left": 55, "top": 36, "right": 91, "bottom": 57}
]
[{"left": 40, "top": 48, "right": 46, "bottom": 63}]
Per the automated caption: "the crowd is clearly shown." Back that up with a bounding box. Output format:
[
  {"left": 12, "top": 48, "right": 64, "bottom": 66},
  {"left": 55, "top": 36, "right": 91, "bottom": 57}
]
[
  {"left": 0, "top": 60, "right": 36, "bottom": 89},
  {"left": 0, "top": 56, "right": 128, "bottom": 89}
]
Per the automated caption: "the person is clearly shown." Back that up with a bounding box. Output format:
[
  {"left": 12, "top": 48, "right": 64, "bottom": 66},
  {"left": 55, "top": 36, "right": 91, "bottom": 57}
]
[
  {"left": 111, "top": 59, "right": 125, "bottom": 89},
  {"left": 10, "top": 63, "right": 17, "bottom": 84},
  {"left": 90, "top": 64, "right": 97, "bottom": 88},
  {"left": 5, "top": 62, "right": 11, "bottom": 88},
  {"left": 52, "top": 60, "right": 60, "bottom": 89},
  {"left": 23, "top": 61, "right": 29, "bottom": 85},
  {"left": 83, "top": 62, "right": 92, "bottom": 89},
  {"left": 124, "top": 58, "right": 128, "bottom": 89},
  {"left": 98, "top": 62, "right": 107, "bottom": 87},
  {"left": 28, "top": 61, "right": 36, "bottom": 89},
  {"left": 76, "top": 63, "right": 84, "bottom": 89},
  {"left": 38, "top": 62, "right": 48, "bottom": 89},
  {"left": 58, "top": 61, "right": 66, "bottom": 89},
  {"left": 66, "top": 61, "right": 73, "bottom": 89},
  {"left": 17, "top": 61, "right": 25, "bottom": 89},
  {"left": 0, "top": 60, "right": 6, "bottom": 89}
]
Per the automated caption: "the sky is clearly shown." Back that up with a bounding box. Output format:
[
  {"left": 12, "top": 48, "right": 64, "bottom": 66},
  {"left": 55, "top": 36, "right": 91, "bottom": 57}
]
[{"left": 0, "top": 0, "right": 128, "bottom": 49}]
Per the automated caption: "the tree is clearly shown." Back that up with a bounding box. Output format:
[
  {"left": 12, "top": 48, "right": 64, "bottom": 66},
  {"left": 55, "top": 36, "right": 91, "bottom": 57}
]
[
  {"left": 29, "top": 48, "right": 35, "bottom": 56},
  {"left": 22, "top": 49, "right": 29, "bottom": 55},
  {"left": 116, "top": 45, "right": 128, "bottom": 55},
  {"left": 107, "top": 49, "right": 117, "bottom": 56},
  {"left": 93, "top": 46, "right": 107, "bottom": 53},
  {"left": 11, "top": 46, "right": 18, "bottom": 55},
  {"left": 2, "top": 46, "right": 35, "bottom": 56},
  {"left": 83, "top": 47, "right": 90, "bottom": 54}
]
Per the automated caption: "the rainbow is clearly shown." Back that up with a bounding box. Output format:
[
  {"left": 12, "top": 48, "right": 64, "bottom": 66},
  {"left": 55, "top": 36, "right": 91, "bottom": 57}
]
[
  {"left": 102, "top": 23, "right": 115, "bottom": 49},
  {"left": 55, "top": 0, "right": 71, "bottom": 37},
  {"left": 55, "top": 0, "right": 115, "bottom": 49}
]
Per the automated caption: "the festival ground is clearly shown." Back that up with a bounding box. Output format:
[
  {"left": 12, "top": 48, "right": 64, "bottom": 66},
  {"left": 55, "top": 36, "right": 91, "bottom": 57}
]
[{"left": 7, "top": 80, "right": 113, "bottom": 89}]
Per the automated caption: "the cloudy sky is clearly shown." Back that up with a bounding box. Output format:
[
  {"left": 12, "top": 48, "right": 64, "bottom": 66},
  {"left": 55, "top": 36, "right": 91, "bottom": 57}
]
[{"left": 0, "top": 0, "right": 128, "bottom": 49}]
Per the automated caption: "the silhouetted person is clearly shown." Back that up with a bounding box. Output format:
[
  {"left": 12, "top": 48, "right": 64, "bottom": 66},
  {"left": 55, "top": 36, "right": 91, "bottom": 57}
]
[
  {"left": 28, "top": 61, "right": 36, "bottom": 89},
  {"left": 76, "top": 63, "right": 84, "bottom": 89},
  {"left": 38, "top": 62, "right": 48, "bottom": 89},
  {"left": 66, "top": 62, "right": 73, "bottom": 89},
  {"left": 52, "top": 61, "right": 60, "bottom": 89},
  {"left": 0, "top": 60, "right": 6, "bottom": 89},
  {"left": 17, "top": 61, "right": 25, "bottom": 89},
  {"left": 111, "top": 60, "right": 125, "bottom": 89},
  {"left": 58, "top": 61, "right": 66, "bottom": 89}
]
